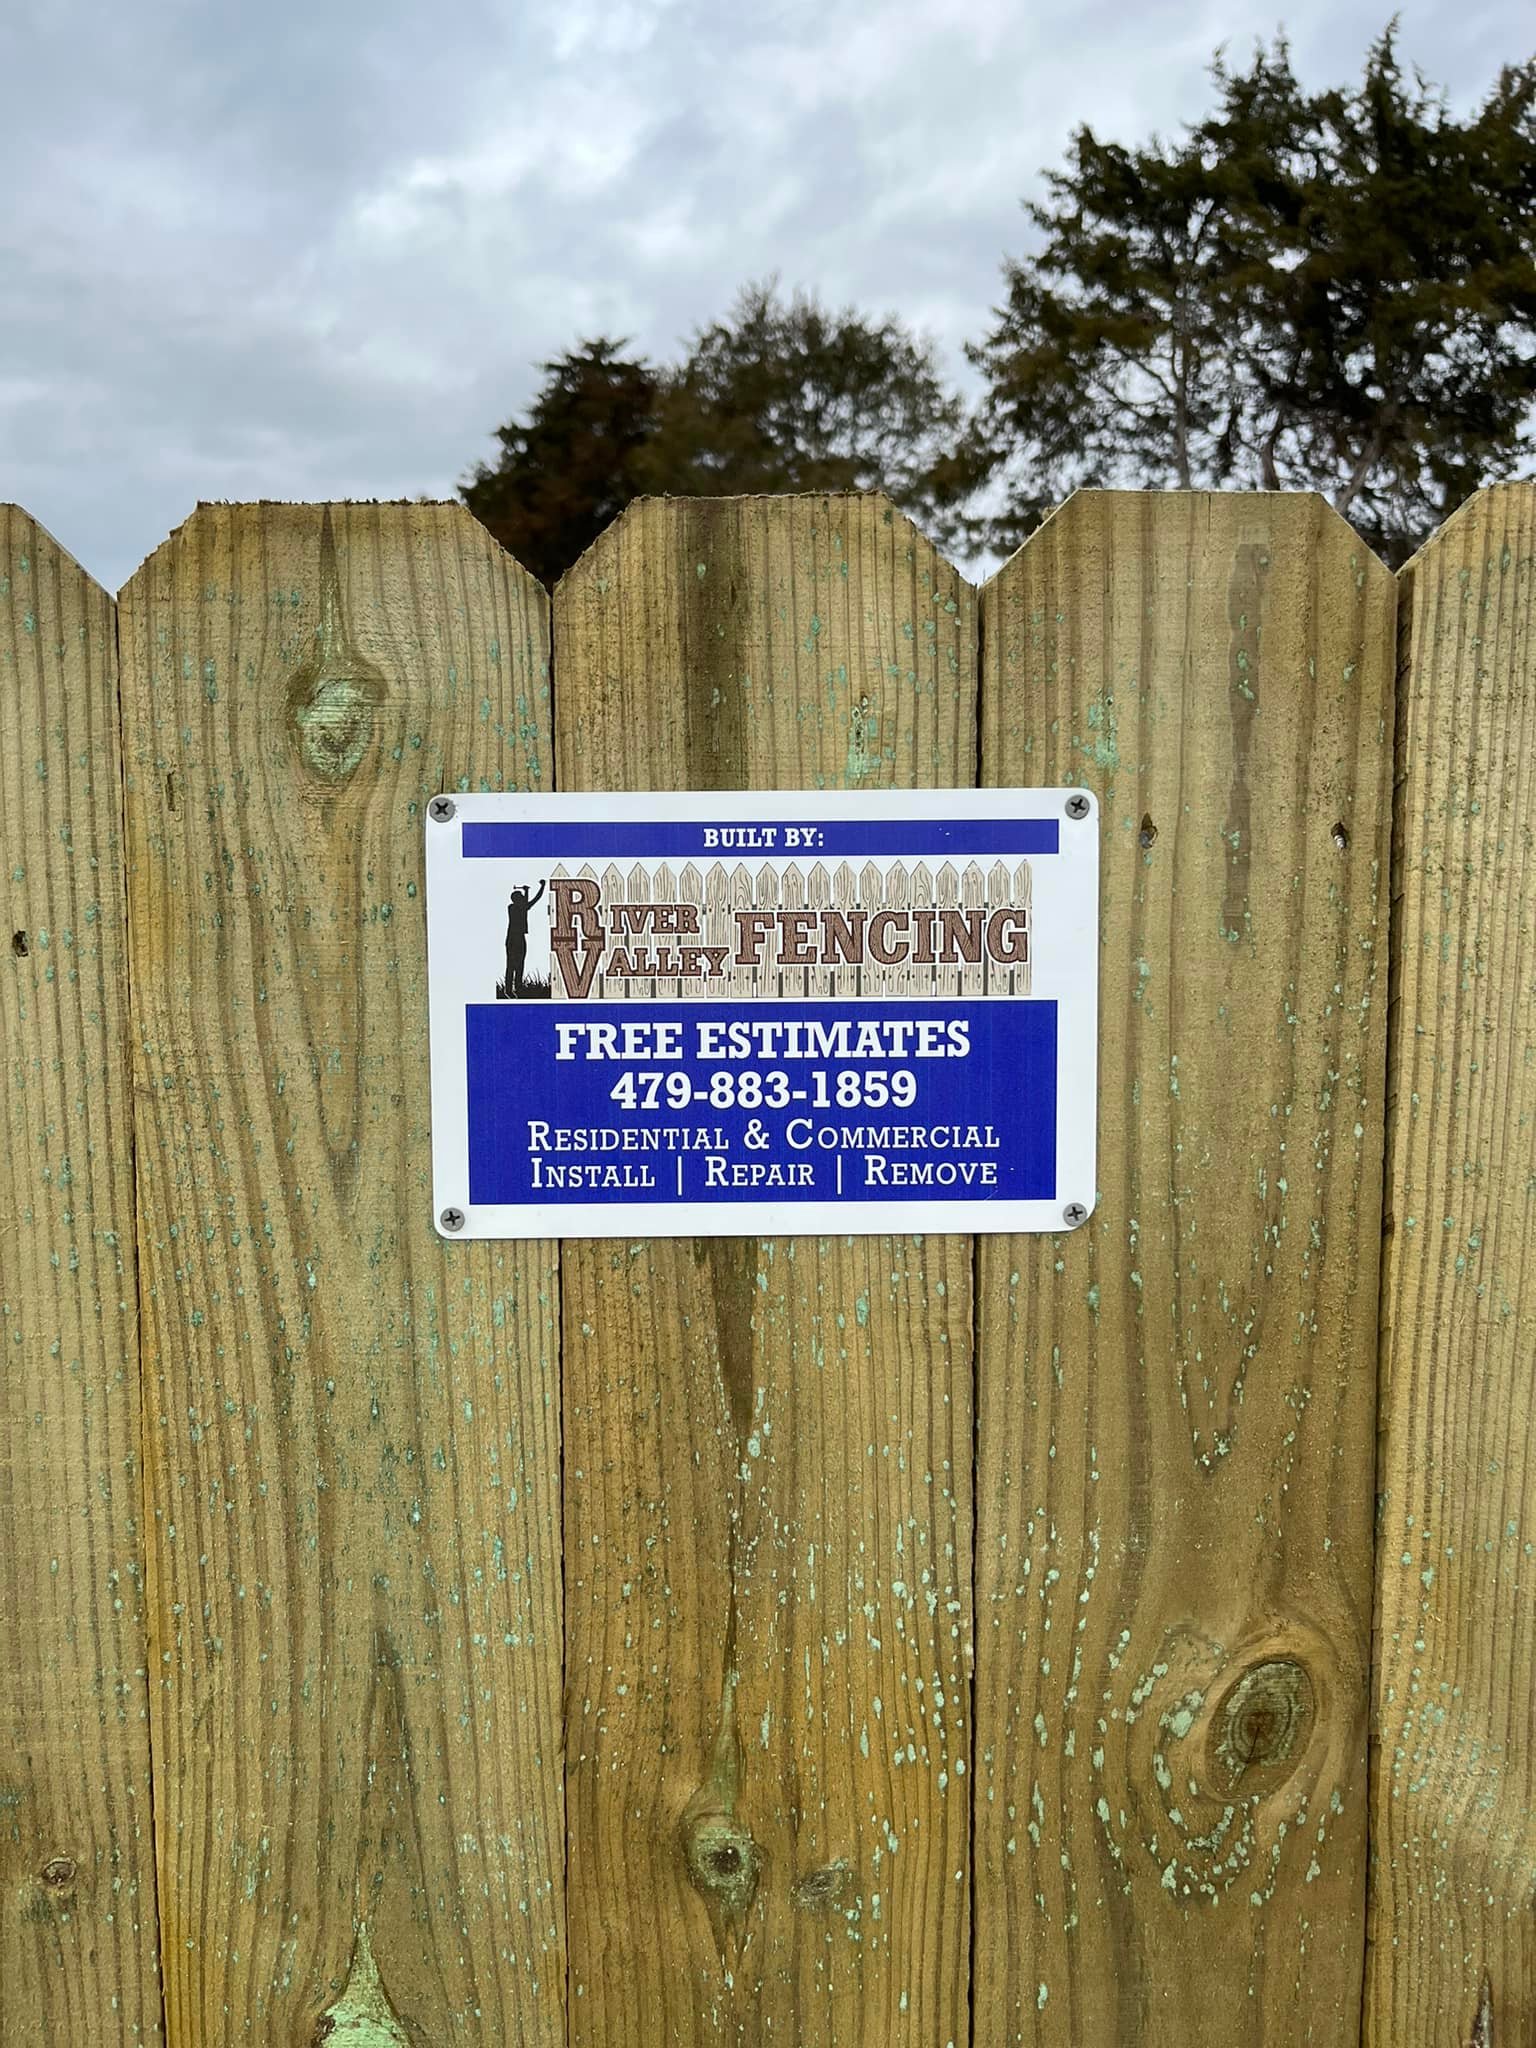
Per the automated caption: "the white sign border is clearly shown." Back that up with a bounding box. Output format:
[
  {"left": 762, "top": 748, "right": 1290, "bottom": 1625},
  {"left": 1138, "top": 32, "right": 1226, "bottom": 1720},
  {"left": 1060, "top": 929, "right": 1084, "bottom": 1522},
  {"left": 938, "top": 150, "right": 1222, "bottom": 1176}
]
[{"left": 426, "top": 787, "right": 1098, "bottom": 1239}]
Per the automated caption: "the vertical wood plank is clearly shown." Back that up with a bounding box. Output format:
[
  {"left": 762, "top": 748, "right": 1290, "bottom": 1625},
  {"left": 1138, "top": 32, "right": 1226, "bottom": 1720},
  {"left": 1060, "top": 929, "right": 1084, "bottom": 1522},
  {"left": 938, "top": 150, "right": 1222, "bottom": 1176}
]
[
  {"left": 556, "top": 494, "right": 975, "bottom": 2047},
  {"left": 1367, "top": 483, "right": 1536, "bottom": 2048},
  {"left": 118, "top": 504, "right": 563, "bottom": 2044},
  {"left": 1, "top": 508, "right": 163, "bottom": 2041},
  {"left": 973, "top": 492, "right": 1394, "bottom": 2045}
]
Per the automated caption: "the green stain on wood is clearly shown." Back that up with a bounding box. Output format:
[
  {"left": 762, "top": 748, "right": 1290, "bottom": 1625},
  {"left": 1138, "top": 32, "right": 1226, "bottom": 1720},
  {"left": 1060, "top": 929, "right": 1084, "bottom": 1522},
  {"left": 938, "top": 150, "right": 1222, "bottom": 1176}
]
[
  {"left": 1080, "top": 694, "right": 1119, "bottom": 771},
  {"left": 315, "top": 1924, "right": 412, "bottom": 2044}
]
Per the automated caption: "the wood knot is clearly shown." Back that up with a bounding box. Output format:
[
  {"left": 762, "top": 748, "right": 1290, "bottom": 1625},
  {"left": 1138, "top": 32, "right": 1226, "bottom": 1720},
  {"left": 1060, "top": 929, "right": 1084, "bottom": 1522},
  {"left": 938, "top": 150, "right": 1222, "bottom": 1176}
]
[
  {"left": 285, "top": 508, "right": 387, "bottom": 787},
  {"left": 10, "top": 930, "right": 27, "bottom": 959},
  {"left": 791, "top": 1859, "right": 852, "bottom": 1912},
  {"left": 1125, "top": 1621, "right": 1342, "bottom": 1905},
  {"left": 39, "top": 1855, "right": 76, "bottom": 1890},
  {"left": 1212, "top": 1656, "right": 1314, "bottom": 1788},
  {"left": 288, "top": 670, "right": 383, "bottom": 784},
  {"left": 683, "top": 1815, "right": 761, "bottom": 1917}
]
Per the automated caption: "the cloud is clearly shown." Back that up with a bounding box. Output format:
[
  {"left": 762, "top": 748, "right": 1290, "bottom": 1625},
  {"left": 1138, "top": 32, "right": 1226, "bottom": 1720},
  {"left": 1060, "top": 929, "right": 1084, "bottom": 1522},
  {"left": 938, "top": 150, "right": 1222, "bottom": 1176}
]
[{"left": 0, "top": 0, "right": 1527, "bottom": 589}]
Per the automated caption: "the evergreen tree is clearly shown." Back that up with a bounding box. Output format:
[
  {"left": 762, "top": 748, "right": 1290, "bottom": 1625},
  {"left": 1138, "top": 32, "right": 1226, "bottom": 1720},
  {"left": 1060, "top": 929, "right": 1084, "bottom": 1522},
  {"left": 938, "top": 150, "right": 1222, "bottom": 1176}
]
[
  {"left": 1253, "top": 37, "right": 1536, "bottom": 558},
  {"left": 461, "top": 340, "right": 660, "bottom": 590},
  {"left": 643, "top": 283, "right": 974, "bottom": 549},
  {"left": 462, "top": 287, "right": 973, "bottom": 585},
  {"left": 974, "top": 34, "right": 1536, "bottom": 561}
]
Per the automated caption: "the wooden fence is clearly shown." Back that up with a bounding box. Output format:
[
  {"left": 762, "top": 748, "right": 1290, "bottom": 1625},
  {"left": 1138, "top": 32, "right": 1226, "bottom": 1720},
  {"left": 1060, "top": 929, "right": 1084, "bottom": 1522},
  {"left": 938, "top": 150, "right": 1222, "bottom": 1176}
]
[{"left": 1, "top": 485, "right": 1531, "bottom": 2047}]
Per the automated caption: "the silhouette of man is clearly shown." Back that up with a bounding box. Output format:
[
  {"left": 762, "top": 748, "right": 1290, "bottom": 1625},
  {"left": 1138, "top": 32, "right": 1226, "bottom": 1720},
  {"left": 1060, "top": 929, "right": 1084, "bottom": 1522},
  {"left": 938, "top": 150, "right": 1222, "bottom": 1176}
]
[{"left": 502, "top": 879, "right": 546, "bottom": 998}]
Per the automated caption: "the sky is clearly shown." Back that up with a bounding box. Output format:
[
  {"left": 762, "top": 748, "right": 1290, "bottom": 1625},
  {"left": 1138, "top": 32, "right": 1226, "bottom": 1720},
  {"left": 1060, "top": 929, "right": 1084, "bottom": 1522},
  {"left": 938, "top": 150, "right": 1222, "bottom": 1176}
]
[{"left": 1, "top": 0, "right": 1528, "bottom": 593}]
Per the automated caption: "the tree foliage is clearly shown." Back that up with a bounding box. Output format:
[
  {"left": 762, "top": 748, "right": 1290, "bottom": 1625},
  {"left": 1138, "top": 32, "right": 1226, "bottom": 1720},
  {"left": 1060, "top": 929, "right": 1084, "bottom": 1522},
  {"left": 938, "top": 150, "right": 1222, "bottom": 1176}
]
[
  {"left": 462, "top": 286, "right": 972, "bottom": 587},
  {"left": 465, "top": 34, "right": 1536, "bottom": 580},
  {"left": 641, "top": 284, "right": 973, "bottom": 530},
  {"left": 973, "top": 33, "right": 1536, "bottom": 561},
  {"left": 460, "top": 340, "right": 661, "bottom": 592}
]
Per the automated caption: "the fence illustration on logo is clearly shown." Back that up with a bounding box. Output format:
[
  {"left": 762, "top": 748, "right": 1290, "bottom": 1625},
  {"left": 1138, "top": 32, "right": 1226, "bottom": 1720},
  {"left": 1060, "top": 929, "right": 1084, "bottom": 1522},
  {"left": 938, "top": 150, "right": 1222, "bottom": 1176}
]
[{"left": 544, "top": 856, "right": 1034, "bottom": 1000}]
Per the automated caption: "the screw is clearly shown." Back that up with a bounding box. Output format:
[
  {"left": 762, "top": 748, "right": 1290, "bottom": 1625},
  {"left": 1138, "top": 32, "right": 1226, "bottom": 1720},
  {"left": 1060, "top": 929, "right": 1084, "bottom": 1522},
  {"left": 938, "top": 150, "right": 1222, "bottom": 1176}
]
[
  {"left": 1062, "top": 1201, "right": 1089, "bottom": 1228},
  {"left": 1064, "top": 792, "right": 1091, "bottom": 820},
  {"left": 429, "top": 795, "right": 456, "bottom": 822},
  {"left": 440, "top": 1206, "right": 466, "bottom": 1234}
]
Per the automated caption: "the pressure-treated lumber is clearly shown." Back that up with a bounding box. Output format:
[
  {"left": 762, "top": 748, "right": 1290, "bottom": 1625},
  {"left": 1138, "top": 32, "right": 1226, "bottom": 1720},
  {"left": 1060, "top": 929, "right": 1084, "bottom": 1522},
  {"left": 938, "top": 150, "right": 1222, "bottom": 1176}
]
[
  {"left": 973, "top": 492, "right": 1395, "bottom": 2044},
  {"left": 1, "top": 508, "right": 163, "bottom": 2042},
  {"left": 1368, "top": 483, "right": 1536, "bottom": 2048},
  {"left": 117, "top": 503, "right": 563, "bottom": 2045},
  {"left": 555, "top": 494, "right": 975, "bottom": 2046}
]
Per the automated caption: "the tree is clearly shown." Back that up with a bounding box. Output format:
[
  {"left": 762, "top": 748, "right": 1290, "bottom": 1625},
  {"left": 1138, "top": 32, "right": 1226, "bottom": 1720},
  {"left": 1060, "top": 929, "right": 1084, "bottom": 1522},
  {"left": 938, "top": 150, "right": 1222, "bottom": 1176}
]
[
  {"left": 641, "top": 283, "right": 975, "bottom": 550},
  {"left": 966, "top": 47, "right": 1307, "bottom": 538},
  {"left": 1255, "top": 38, "right": 1536, "bottom": 558},
  {"left": 974, "top": 33, "right": 1536, "bottom": 562},
  {"left": 462, "top": 286, "right": 974, "bottom": 585},
  {"left": 460, "top": 340, "right": 661, "bottom": 591}
]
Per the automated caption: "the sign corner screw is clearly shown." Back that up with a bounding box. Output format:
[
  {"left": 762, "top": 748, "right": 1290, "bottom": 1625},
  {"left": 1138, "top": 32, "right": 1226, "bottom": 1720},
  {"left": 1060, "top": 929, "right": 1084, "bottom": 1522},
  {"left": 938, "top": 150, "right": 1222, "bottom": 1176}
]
[
  {"left": 440, "top": 1206, "right": 466, "bottom": 1233},
  {"left": 429, "top": 795, "right": 456, "bottom": 823},
  {"left": 1063, "top": 1201, "right": 1089, "bottom": 1228},
  {"left": 1064, "top": 792, "right": 1091, "bottom": 820}
]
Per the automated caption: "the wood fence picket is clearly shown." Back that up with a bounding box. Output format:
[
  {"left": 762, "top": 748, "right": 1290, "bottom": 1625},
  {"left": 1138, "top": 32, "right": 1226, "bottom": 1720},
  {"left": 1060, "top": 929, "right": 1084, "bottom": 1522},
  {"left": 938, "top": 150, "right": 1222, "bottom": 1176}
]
[
  {"left": 973, "top": 493, "right": 1395, "bottom": 2047},
  {"left": 116, "top": 503, "right": 565, "bottom": 2045},
  {"left": 554, "top": 493, "right": 976, "bottom": 2047},
  {"left": 1366, "top": 484, "right": 1536, "bottom": 2048},
  {"left": 0, "top": 508, "right": 163, "bottom": 2043}
]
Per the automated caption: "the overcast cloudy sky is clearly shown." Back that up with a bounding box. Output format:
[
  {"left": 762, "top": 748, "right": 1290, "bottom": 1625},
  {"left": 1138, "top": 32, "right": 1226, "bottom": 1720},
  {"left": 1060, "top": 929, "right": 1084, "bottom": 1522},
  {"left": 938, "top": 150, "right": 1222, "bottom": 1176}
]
[{"left": 2, "top": 0, "right": 1527, "bottom": 591}]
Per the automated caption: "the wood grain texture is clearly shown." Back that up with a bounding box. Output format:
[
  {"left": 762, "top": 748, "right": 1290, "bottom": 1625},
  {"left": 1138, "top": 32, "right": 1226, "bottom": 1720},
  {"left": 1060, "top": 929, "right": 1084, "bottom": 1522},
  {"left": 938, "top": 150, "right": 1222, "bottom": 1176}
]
[
  {"left": 1, "top": 508, "right": 163, "bottom": 2042},
  {"left": 117, "top": 503, "right": 563, "bottom": 2045},
  {"left": 973, "top": 492, "right": 1394, "bottom": 2045},
  {"left": 1367, "top": 484, "right": 1536, "bottom": 2048},
  {"left": 555, "top": 495, "right": 975, "bottom": 2046}
]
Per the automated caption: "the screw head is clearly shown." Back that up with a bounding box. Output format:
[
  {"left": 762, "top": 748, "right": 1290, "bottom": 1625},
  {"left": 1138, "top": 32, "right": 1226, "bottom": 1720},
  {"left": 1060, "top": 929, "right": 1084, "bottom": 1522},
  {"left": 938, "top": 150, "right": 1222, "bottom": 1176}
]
[
  {"left": 439, "top": 1206, "right": 466, "bottom": 1234},
  {"left": 429, "top": 795, "right": 456, "bottom": 822},
  {"left": 1064, "top": 792, "right": 1091, "bottom": 820},
  {"left": 1062, "top": 1201, "right": 1089, "bottom": 1228}
]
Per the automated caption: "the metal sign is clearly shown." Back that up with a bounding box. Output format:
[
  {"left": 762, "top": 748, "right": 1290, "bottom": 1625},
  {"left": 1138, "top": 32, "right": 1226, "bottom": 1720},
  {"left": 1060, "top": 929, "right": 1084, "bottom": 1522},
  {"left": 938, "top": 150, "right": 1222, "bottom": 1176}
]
[{"left": 425, "top": 790, "right": 1098, "bottom": 1238}]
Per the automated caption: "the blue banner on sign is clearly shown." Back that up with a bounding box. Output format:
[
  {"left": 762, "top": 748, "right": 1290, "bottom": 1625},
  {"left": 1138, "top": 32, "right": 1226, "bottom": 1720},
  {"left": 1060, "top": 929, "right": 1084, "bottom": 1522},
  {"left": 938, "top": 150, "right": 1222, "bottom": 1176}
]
[
  {"left": 462, "top": 819, "right": 1060, "bottom": 859},
  {"left": 465, "top": 998, "right": 1057, "bottom": 1207}
]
